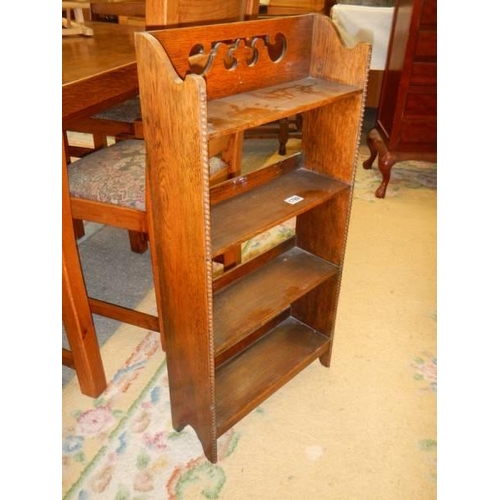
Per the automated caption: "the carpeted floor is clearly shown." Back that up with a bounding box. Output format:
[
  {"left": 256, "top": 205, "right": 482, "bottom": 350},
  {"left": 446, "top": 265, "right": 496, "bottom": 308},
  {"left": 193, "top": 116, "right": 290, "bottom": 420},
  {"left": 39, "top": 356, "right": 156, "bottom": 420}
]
[{"left": 62, "top": 108, "right": 437, "bottom": 499}]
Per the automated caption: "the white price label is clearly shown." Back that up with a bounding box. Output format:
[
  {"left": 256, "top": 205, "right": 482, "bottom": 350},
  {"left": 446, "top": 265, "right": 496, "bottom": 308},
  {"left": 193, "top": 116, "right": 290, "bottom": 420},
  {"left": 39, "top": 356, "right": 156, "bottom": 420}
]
[{"left": 284, "top": 195, "right": 304, "bottom": 205}]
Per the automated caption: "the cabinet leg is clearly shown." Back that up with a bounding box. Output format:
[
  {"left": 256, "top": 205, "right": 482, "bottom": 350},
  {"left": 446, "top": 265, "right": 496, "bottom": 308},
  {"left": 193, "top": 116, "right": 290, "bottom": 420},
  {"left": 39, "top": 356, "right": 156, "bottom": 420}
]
[
  {"left": 363, "top": 127, "right": 380, "bottom": 170},
  {"left": 362, "top": 127, "right": 397, "bottom": 198},
  {"left": 375, "top": 152, "right": 397, "bottom": 199}
]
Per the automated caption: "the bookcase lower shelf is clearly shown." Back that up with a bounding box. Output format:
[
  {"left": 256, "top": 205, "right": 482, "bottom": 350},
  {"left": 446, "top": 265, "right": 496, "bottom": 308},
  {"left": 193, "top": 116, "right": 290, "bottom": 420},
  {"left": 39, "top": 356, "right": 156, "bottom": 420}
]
[
  {"left": 215, "top": 316, "right": 330, "bottom": 436},
  {"left": 214, "top": 245, "right": 339, "bottom": 365}
]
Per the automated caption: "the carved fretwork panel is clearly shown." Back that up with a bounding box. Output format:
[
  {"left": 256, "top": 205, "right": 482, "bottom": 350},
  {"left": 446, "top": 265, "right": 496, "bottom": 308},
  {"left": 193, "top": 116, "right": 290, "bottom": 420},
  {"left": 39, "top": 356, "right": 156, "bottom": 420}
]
[
  {"left": 188, "top": 34, "right": 287, "bottom": 75},
  {"left": 151, "top": 15, "right": 315, "bottom": 99}
]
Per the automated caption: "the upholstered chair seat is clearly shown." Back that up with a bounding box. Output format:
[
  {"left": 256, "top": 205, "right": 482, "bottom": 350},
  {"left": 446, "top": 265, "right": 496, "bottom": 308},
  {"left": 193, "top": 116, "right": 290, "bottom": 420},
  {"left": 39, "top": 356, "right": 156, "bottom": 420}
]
[
  {"left": 92, "top": 96, "right": 141, "bottom": 124},
  {"left": 68, "top": 139, "right": 227, "bottom": 210},
  {"left": 69, "top": 139, "right": 146, "bottom": 209}
]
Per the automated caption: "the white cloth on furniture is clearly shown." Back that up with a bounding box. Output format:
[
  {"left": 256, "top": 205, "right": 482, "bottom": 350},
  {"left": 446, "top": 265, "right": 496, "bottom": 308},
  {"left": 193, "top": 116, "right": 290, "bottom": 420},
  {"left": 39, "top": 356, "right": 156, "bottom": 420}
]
[{"left": 331, "top": 5, "right": 394, "bottom": 70}]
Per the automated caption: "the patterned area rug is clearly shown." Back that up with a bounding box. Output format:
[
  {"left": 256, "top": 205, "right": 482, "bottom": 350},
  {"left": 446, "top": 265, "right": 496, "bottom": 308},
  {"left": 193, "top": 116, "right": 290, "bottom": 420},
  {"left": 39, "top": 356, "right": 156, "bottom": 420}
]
[{"left": 62, "top": 146, "right": 437, "bottom": 499}]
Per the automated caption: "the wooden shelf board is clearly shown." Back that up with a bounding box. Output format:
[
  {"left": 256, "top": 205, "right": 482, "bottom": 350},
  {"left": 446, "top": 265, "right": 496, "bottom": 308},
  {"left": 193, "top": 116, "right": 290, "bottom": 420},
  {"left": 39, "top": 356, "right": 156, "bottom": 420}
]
[
  {"left": 211, "top": 167, "right": 349, "bottom": 257},
  {"left": 214, "top": 246, "right": 338, "bottom": 363},
  {"left": 207, "top": 76, "right": 362, "bottom": 138},
  {"left": 215, "top": 316, "right": 330, "bottom": 437}
]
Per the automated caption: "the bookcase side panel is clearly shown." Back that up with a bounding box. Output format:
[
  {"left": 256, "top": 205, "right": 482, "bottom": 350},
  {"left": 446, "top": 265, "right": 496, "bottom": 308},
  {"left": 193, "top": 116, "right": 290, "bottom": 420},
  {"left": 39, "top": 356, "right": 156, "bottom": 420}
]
[
  {"left": 302, "top": 96, "right": 365, "bottom": 184},
  {"left": 310, "top": 13, "right": 371, "bottom": 89},
  {"left": 296, "top": 189, "right": 351, "bottom": 266},
  {"left": 305, "top": 14, "right": 370, "bottom": 183},
  {"left": 136, "top": 32, "right": 217, "bottom": 460}
]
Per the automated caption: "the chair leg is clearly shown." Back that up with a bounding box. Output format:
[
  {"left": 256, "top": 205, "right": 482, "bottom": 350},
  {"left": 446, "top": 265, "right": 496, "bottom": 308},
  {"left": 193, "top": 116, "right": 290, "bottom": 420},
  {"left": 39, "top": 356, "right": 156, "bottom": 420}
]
[
  {"left": 278, "top": 117, "right": 289, "bottom": 155},
  {"left": 73, "top": 218, "right": 85, "bottom": 239},
  {"left": 213, "top": 245, "right": 242, "bottom": 271},
  {"left": 220, "top": 132, "right": 244, "bottom": 269},
  {"left": 296, "top": 113, "right": 303, "bottom": 131},
  {"left": 92, "top": 132, "right": 107, "bottom": 150},
  {"left": 128, "top": 230, "right": 149, "bottom": 253}
]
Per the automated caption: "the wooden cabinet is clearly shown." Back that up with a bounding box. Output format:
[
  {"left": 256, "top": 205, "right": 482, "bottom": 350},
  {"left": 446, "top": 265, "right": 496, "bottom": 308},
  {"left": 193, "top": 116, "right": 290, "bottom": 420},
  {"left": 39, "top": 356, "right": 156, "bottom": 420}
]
[
  {"left": 363, "top": 0, "right": 437, "bottom": 197},
  {"left": 135, "top": 13, "right": 369, "bottom": 462}
]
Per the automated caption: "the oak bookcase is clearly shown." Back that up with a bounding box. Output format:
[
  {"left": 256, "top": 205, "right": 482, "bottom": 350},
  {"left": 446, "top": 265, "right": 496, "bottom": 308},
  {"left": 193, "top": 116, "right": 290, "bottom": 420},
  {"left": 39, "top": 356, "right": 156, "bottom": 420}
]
[{"left": 136, "top": 13, "right": 370, "bottom": 462}]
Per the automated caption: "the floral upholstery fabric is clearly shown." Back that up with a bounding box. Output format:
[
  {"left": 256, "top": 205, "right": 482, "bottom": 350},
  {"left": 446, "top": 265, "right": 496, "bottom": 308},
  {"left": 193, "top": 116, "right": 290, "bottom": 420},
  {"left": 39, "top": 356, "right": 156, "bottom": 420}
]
[
  {"left": 68, "top": 139, "right": 228, "bottom": 211},
  {"left": 92, "top": 96, "right": 141, "bottom": 123},
  {"left": 69, "top": 140, "right": 147, "bottom": 210}
]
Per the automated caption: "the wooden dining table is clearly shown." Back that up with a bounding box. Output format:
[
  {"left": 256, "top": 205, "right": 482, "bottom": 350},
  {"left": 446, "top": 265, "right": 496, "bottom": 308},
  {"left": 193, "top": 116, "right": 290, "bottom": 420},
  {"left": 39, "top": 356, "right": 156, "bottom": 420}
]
[{"left": 62, "top": 21, "right": 145, "bottom": 397}]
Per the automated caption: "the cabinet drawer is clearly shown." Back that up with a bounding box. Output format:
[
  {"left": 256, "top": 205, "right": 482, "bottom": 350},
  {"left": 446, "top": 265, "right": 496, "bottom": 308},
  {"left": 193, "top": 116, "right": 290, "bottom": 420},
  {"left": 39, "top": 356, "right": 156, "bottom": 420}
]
[
  {"left": 416, "top": 31, "right": 436, "bottom": 58},
  {"left": 421, "top": 0, "right": 437, "bottom": 25},
  {"left": 400, "top": 121, "right": 437, "bottom": 150},
  {"left": 410, "top": 62, "right": 436, "bottom": 86},
  {"left": 404, "top": 92, "right": 436, "bottom": 118}
]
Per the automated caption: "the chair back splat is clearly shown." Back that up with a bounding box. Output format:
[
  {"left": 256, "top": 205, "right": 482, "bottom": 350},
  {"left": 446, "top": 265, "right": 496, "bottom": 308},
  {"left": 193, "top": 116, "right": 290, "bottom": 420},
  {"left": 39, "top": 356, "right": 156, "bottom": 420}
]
[{"left": 146, "top": 0, "right": 257, "bottom": 28}]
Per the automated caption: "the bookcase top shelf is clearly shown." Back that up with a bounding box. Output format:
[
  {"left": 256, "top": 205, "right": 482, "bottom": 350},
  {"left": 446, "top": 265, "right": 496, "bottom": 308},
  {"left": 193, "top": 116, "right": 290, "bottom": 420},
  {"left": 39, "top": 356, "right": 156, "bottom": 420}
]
[{"left": 207, "top": 77, "right": 363, "bottom": 138}]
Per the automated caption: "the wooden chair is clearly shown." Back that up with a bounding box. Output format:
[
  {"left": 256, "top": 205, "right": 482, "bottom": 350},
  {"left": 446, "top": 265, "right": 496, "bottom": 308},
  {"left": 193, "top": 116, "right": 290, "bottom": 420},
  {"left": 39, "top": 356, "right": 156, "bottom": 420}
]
[
  {"left": 63, "top": 142, "right": 106, "bottom": 397},
  {"left": 66, "top": 0, "right": 258, "bottom": 313},
  {"left": 63, "top": 1, "right": 93, "bottom": 36},
  {"left": 66, "top": 0, "right": 304, "bottom": 160},
  {"left": 66, "top": 0, "right": 258, "bottom": 255},
  {"left": 65, "top": 105, "right": 244, "bottom": 362},
  {"left": 90, "top": 0, "right": 145, "bottom": 24},
  {"left": 65, "top": 0, "right": 258, "bottom": 157},
  {"left": 64, "top": 2, "right": 146, "bottom": 161},
  {"left": 65, "top": 0, "right": 258, "bottom": 255},
  {"left": 248, "top": 0, "right": 333, "bottom": 154}
]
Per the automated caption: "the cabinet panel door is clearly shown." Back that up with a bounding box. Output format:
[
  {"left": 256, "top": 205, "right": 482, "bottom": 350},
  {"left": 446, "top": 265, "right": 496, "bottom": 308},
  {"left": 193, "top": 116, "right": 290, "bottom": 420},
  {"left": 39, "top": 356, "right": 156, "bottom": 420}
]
[{"left": 421, "top": 0, "right": 437, "bottom": 25}]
